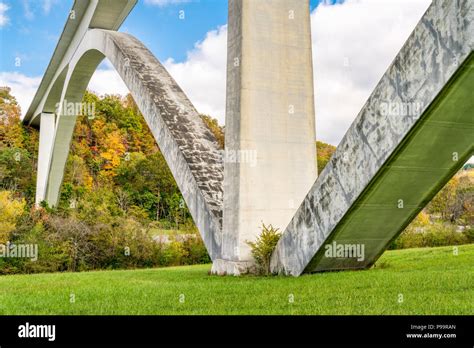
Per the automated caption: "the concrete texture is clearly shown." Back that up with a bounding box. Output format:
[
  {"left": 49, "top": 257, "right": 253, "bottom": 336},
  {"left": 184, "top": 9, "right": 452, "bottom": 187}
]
[
  {"left": 213, "top": 0, "right": 317, "bottom": 275},
  {"left": 53, "top": 29, "right": 224, "bottom": 259},
  {"left": 271, "top": 0, "right": 474, "bottom": 276}
]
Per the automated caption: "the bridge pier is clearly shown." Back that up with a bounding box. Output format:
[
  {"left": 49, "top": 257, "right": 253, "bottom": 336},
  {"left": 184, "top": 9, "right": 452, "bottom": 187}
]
[
  {"left": 35, "top": 113, "right": 55, "bottom": 205},
  {"left": 212, "top": 0, "right": 317, "bottom": 275}
]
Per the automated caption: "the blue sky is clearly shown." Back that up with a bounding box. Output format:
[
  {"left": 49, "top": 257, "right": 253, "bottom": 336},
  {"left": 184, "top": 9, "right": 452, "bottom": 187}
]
[
  {"left": 0, "top": 0, "right": 326, "bottom": 76},
  {"left": 0, "top": 0, "right": 434, "bottom": 146}
]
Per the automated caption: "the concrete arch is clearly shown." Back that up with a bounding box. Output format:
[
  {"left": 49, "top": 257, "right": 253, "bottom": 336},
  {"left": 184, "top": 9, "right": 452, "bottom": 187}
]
[
  {"left": 42, "top": 65, "right": 69, "bottom": 116},
  {"left": 44, "top": 29, "right": 224, "bottom": 259},
  {"left": 46, "top": 49, "right": 106, "bottom": 208}
]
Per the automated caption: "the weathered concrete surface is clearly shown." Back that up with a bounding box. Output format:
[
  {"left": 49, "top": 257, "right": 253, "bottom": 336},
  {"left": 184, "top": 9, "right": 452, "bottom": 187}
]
[
  {"left": 213, "top": 0, "right": 317, "bottom": 275},
  {"left": 25, "top": 0, "right": 224, "bottom": 259},
  {"left": 47, "top": 29, "right": 224, "bottom": 259},
  {"left": 271, "top": 0, "right": 474, "bottom": 276}
]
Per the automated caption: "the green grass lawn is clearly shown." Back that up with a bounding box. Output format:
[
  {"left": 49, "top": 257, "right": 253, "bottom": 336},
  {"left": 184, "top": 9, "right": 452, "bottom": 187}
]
[{"left": 0, "top": 244, "right": 473, "bottom": 315}]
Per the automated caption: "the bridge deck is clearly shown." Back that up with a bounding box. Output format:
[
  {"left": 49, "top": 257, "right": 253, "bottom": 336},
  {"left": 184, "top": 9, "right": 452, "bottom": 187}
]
[{"left": 23, "top": 0, "right": 137, "bottom": 126}]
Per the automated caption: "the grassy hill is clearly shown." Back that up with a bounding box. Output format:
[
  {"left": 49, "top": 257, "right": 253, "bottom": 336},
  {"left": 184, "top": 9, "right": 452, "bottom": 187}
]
[{"left": 0, "top": 244, "right": 472, "bottom": 315}]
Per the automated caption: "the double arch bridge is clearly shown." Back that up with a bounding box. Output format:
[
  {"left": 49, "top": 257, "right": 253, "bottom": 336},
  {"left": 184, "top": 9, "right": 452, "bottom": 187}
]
[{"left": 23, "top": 0, "right": 473, "bottom": 276}]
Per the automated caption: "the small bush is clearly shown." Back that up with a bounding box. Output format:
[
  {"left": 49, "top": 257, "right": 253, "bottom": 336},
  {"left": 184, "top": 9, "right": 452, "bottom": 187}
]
[
  {"left": 181, "top": 236, "right": 211, "bottom": 265},
  {"left": 246, "top": 223, "right": 281, "bottom": 275},
  {"left": 463, "top": 228, "right": 474, "bottom": 243}
]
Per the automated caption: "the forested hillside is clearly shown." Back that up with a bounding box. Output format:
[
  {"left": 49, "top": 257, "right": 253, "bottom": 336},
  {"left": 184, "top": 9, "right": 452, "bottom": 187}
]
[{"left": 0, "top": 87, "right": 472, "bottom": 275}]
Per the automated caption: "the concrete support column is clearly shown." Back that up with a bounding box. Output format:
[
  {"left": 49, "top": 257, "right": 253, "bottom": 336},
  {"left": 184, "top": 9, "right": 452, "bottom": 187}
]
[
  {"left": 212, "top": 0, "right": 317, "bottom": 275},
  {"left": 35, "top": 113, "right": 56, "bottom": 205}
]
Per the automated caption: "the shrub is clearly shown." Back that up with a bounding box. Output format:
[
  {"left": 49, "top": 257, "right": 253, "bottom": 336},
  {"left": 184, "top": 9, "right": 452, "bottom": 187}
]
[
  {"left": 46, "top": 216, "right": 97, "bottom": 272},
  {"left": 181, "top": 235, "right": 211, "bottom": 265},
  {"left": 162, "top": 239, "right": 188, "bottom": 266},
  {"left": 463, "top": 227, "right": 474, "bottom": 243},
  {"left": 246, "top": 223, "right": 281, "bottom": 275},
  {"left": 1, "top": 210, "right": 211, "bottom": 275},
  {"left": 390, "top": 222, "right": 470, "bottom": 250}
]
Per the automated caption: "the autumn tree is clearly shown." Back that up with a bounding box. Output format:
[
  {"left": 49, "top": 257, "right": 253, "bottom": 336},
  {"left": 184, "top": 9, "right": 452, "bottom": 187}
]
[
  {"left": 425, "top": 169, "right": 473, "bottom": 225},
  {"left": 0, "top": 88, "right": 37, "bottom": 202},
  {"left": 0, "top": 191, "right": 26, "bottom": 243},
  {"left": 316, "top": 141, "right": 336, "bottom": 173},
  {"left": 0, "top": 87, "right": 24, "bottom": 149}
]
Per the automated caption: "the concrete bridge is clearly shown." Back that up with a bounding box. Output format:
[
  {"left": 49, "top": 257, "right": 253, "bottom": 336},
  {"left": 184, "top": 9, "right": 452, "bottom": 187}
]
[{"left": 24, "top": 0, "right": 473, "bottom": 276}]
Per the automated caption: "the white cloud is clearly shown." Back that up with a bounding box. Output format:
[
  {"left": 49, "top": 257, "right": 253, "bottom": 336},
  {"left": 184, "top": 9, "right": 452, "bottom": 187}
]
[
  {"left": 0, "top": 2, "right": 9, "bottom": 27},
  {"left": 42, "top": 0, "right": 59, "bottom": 15},
  {"left": 311, "top": 0, "right": 431, "bottom": 145},
  {"left": 145, "top": 0, "right": 191, "bottom": 7},
  {"left": 0, "top": 72, "right": 41, "bottom": 116},
  {"left": 87, "top": 59, "right": 129, "bottom": 97},
  {"left": 22, "top": 0, "right": 34, "bottom": 20},
  {"left": 164, "top": 25, "right": 227, "bottom": 124},
  {"left": 20, "top": 0, "right": 58, "bottom": 20}
]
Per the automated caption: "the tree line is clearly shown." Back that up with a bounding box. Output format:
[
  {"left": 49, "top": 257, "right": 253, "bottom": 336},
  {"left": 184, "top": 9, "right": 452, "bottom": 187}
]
[{"left": 0, "top": 86, "right": 472, "bottom": 274}]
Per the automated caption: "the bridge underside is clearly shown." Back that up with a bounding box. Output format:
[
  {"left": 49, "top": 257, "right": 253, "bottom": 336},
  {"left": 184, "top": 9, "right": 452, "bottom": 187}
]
[
  {"left": 271, "top": 0, "right": 473, "bottom": 275},
  {"left": 310, "top": 54, "right": 473, "bottom": 272}
]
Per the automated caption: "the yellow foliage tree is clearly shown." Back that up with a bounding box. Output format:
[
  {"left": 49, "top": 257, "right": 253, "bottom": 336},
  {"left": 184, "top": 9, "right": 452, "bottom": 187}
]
[
  {"left": 0, "top": 191, "right": 26, "bottom": 243},
  {"left": 99, "top": 130, "right": 126, "bottom": 176}
]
